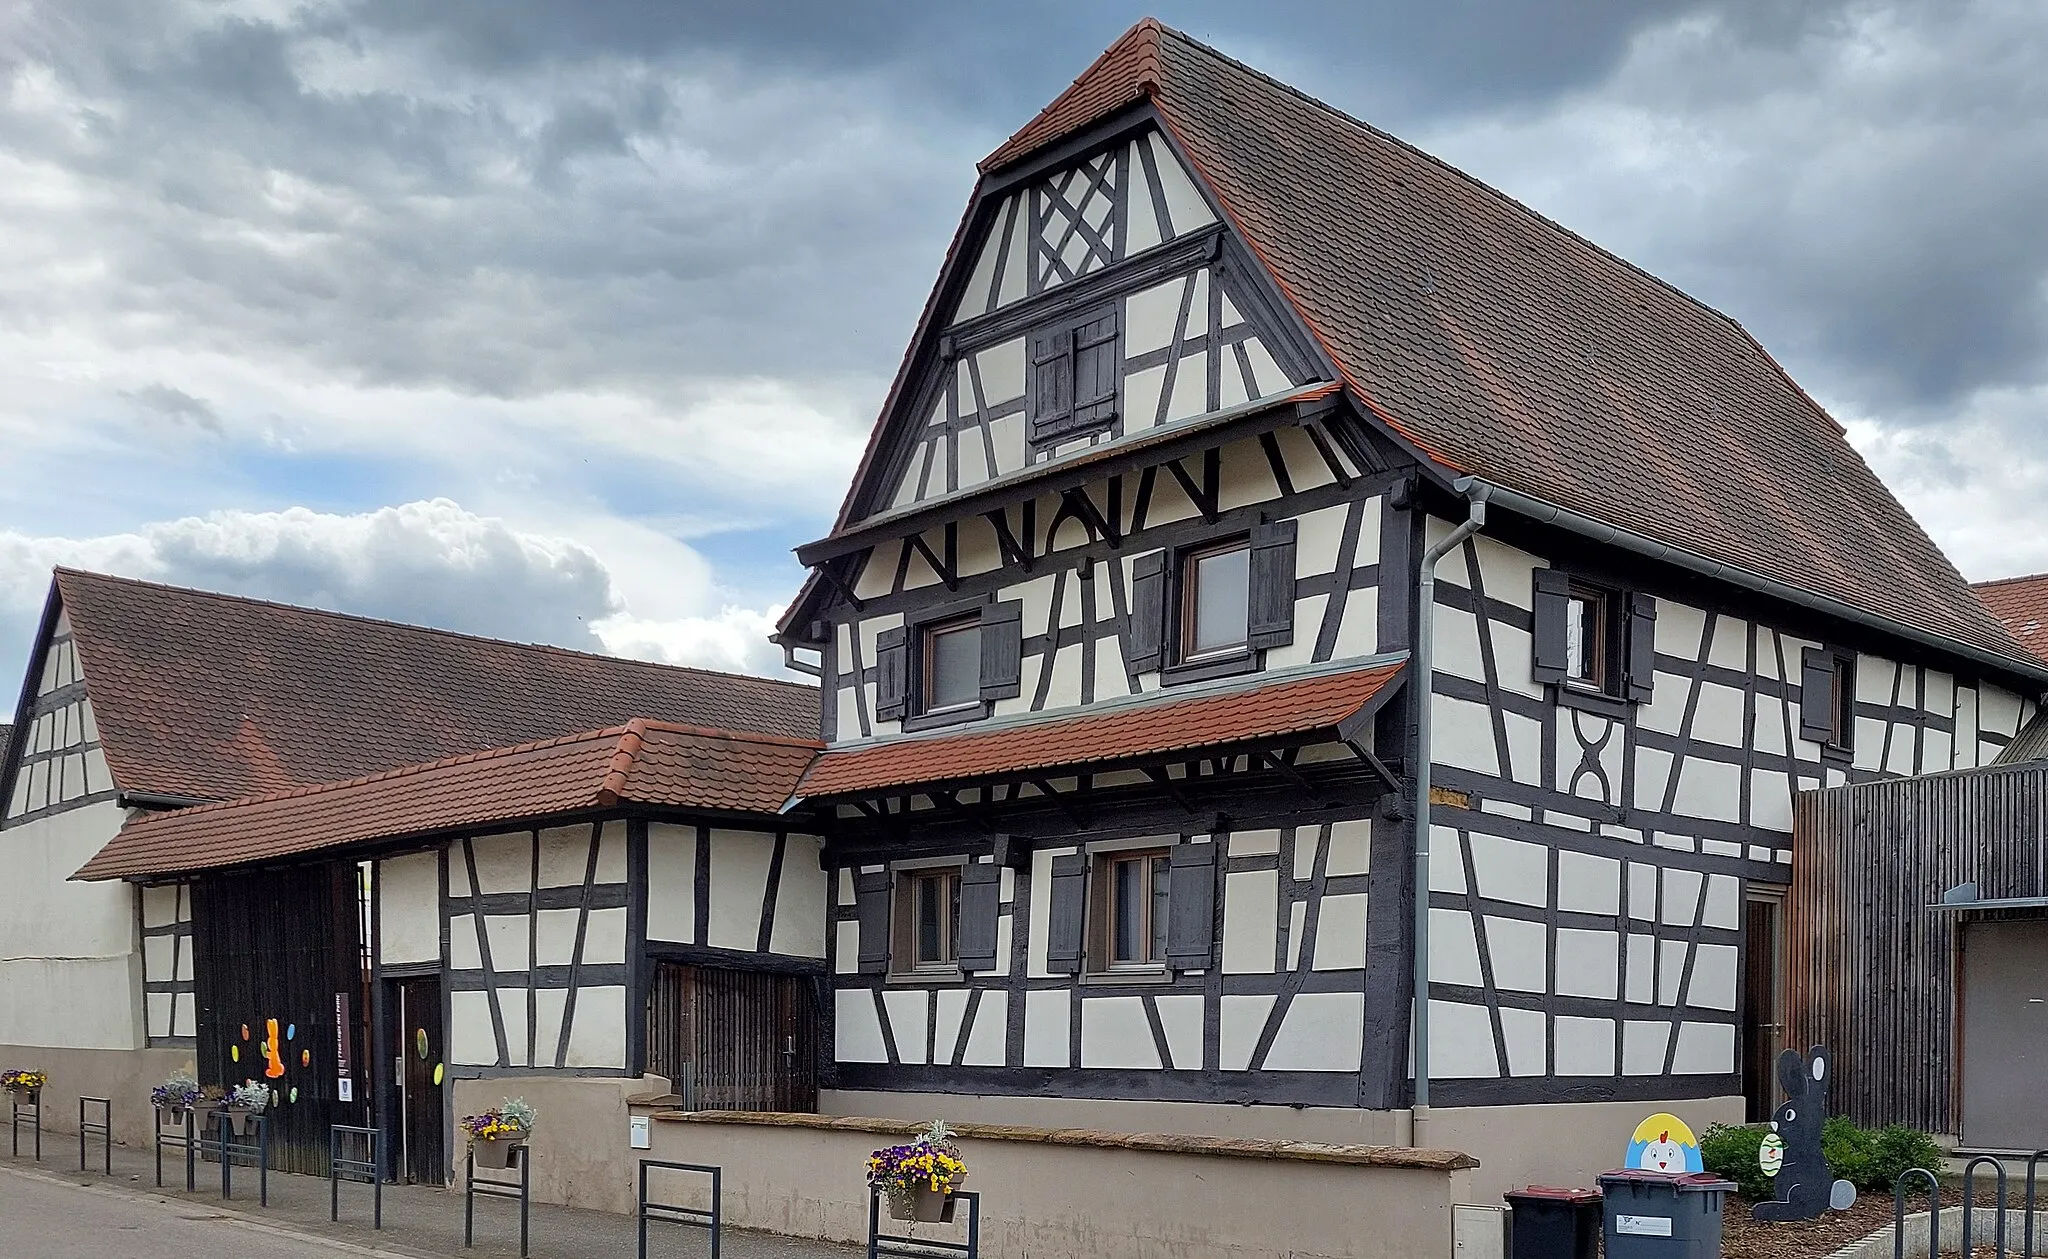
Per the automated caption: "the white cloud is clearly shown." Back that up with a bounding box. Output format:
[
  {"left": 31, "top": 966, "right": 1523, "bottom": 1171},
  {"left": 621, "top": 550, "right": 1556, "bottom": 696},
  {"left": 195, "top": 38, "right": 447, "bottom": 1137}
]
[{"left": 0, "top": 499, "right": 799, "bottom": 680}]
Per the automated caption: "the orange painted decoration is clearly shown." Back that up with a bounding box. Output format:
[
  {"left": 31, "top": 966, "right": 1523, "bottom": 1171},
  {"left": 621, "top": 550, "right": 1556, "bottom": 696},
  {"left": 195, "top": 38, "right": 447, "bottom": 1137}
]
[
  {"left": 301, "top": 1049, "right": 311, "bottom": 1067},
  {"left": 262, "top": 1017, "right": 285, "bottom": 1079}
]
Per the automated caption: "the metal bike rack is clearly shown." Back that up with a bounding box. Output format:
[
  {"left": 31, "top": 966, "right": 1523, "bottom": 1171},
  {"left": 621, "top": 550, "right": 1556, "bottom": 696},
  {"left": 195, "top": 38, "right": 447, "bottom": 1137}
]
[
  {"left": 77, "top": 1096, "right": 112, "bottom": 1175},
  {"left": 9, "top": 1088, "right": 40, "bottom": 1161},
  {"left": 209, "top": 1111, "right": 270, "bottom": 1206},
  {"left": 465, "top": 1145, "right": 531, "bottom": 1257},
  {"left": 638, "top": 1158, "right": 721, "bottom": 1259},
  {"left": 330, "top": 1124, "right": 383, "bottom": 1229},
  {"left": 867, "top": 1187, "right": 980, "bottom": 1259},
  {"left": 155, "top": 1108, "right": 197, "bottom": 1191}
]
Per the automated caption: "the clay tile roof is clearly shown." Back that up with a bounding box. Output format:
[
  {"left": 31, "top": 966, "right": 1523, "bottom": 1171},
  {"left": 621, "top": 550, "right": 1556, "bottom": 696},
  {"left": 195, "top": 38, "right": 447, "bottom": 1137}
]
[
  {"left": 43, "top": 568, "right": 818, "bottom": 803},
  {"left": 795, "top": 659, "right": 1404, "bottom": 800},
  {"left": 74, "top": 719, "right": 823, "bottom": 881},
  {"left": 832, "top": 19, "right": 2034, "bottom": 678},
  {"left": 1973, "top": 574, "right": 2048, "bottom": 664}
]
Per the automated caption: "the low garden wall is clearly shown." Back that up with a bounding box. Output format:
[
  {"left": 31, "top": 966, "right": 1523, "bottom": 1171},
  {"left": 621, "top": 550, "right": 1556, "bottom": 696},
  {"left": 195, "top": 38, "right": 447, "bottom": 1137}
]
[
  {"left": 451, "top": 1077, "right": 1476, "bottom": 1259},
  {"left": 0, "top": 1041, "right": 193, "bottom": 1149},
  {"left": 647, "top": 1112, "right": 1473, "bottom": 1259}
]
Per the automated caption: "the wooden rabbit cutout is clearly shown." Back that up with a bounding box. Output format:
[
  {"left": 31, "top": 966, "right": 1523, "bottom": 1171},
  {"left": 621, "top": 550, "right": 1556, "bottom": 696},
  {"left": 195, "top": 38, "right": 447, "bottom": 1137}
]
[{"left": 1751, "top": 1045, "right": 1857, "bottom": 1221}]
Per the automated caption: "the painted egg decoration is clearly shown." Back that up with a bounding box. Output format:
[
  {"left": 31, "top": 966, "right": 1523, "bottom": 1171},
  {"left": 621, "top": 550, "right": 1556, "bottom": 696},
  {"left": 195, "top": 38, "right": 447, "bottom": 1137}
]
[
  {"left": 230, "top": 1044, "right": 239, "bottom": 1062},
  {"left": 286, "top": 1023, "right": 295, "bottom": 1041},
  {"left": 416, "top": 1029, "right": 429, "bottom": 1059},
  {"left": 1760, "top": 1132, "right": 1786, "bottom": 1177},
  {"left": 432, "top": 1063, "right": 444, "bottom": 1086},
  {"left": 289, "top": 1087, "right": 298, "bottom": 1103},
  {"left": 240, "top": 1024, "right": 250, "bottom": 1040},
  {"left": 301, "top": 1049, "right": 311, "bottom": 1067}
]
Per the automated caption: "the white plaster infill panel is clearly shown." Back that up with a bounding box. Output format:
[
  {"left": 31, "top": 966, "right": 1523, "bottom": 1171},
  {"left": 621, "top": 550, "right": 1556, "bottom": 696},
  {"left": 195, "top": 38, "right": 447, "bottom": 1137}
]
[
  {"left": 1080, "top": 996, "right": 1160, "bottom": 1070},
  {"left": 378, "top": 850, "right": 441, "bottom": 966}
]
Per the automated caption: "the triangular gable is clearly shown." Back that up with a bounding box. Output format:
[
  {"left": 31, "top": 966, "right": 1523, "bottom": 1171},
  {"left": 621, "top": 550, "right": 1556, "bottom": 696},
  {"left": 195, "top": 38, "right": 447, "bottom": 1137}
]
[
  {"left": 2, "top": 589, "right": 119, "bottom": 823},
  {"left": 860, "top": 120, "right": 1324, "bottom": 520}
]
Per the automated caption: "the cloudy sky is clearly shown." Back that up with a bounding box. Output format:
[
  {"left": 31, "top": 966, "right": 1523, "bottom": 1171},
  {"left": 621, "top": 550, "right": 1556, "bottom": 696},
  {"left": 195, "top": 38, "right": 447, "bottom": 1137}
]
[{"left": 4, "top": 0, "right": 2047, "bottom": 689}]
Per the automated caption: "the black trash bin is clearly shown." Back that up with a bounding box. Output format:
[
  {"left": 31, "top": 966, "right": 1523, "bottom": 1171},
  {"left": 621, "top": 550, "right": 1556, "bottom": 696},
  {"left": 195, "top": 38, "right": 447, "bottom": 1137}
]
[
  {"left": 1597, "top": 1169, "right": 1736, "bottom": 1259},
  {"left": 1503, "top": 1186, "right": 1602, "bottom": 1259}
]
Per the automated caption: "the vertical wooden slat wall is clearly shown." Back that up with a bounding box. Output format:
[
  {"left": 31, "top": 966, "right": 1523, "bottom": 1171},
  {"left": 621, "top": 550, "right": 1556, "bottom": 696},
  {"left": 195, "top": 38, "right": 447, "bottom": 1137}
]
[
  {"left": 1790, "top": 763, "right": 2048, "bottom": 1136},
  {"left": 193, "top": 861, "right": 367, "bottom": 1175},
  {"left": 646, "top": 962, "right": 819, "bottom": 1113}
]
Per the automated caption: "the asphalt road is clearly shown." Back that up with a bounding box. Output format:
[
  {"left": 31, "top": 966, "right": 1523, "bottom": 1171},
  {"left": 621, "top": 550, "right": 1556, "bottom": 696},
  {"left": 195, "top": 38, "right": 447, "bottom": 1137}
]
[{"left": 0, "top": 1167, "right": 399, "bottom": 1259}]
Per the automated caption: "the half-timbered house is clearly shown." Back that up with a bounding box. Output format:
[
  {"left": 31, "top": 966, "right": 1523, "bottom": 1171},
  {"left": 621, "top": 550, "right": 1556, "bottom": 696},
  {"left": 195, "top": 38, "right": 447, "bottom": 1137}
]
[{"left": 770, "top": 19, "right": 2048, "bottom": 1194}]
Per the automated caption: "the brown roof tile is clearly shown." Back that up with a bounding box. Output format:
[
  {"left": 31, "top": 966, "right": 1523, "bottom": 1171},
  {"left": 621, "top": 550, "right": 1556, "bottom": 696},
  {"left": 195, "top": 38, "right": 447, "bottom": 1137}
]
[
  {"left": 75, "top": 719, "right": 822, "bottom": 881},
  {"left": 46, "top": 569, "right": 818, "bottom": 803},
  {"left": 795, "top": 660, "right": 1403, "bottom": 799},
  {"left": 1973, "top": 574, "right": 2048, "bottom": 664},
  {"left": 832, "top": 20, "right": 2036, "bottom": 677}
]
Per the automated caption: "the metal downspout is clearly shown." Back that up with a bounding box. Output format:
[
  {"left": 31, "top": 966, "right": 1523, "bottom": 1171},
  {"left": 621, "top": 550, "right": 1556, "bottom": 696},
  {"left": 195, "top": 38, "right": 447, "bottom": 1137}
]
[{"left": 1410, "top": 482, "right": 1489, "bottom": 1147}]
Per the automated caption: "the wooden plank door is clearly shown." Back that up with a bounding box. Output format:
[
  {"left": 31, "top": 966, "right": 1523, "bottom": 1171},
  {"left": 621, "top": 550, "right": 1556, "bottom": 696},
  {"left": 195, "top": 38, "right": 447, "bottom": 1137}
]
[{"left": 395, "top": 977, "right": 446, "bottom": 1184}]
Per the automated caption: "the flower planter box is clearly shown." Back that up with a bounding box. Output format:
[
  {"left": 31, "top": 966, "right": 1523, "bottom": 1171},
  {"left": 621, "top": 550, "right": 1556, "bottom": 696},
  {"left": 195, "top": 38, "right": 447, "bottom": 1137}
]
[
  {"left": 155, "top": 1105, "right": 189, "bottom": 1128},
  {"left": 472, "top": 1134, "right": 525, "bottom": 1169},
  {"left": 5, "top": 1086, "right": 40, "bottom": 1104},
  {"left": 223, "top": 1106, "right": 260, "bottom": 1137},
  {"left": 890, "top": 1187, "right": 959, "bottom": 1224}
]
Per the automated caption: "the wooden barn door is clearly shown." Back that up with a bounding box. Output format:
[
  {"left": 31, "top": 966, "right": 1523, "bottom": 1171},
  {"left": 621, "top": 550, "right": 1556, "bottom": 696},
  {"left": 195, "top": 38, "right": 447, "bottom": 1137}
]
[
  {"left": 647, "top": 963, "right": 818, "bottom": 1112},
  {"left": 192, "top": 862, "right": 367, "bottom": 1176}
]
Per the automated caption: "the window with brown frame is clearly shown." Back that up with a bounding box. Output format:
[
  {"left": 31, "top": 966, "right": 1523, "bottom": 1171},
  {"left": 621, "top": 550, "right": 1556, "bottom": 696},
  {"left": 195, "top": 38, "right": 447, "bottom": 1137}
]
[
  {"left": 891, "top": 867, "right": 961, "bottom": 975},
  {"left": 919, "top": 615, "right": 983, "bottom": 715},
  {"left": 1089, "top": 848, "right": 1171, "bottom": 972},
  {"left": 1179, "top": 539, "right": 1251, "bottom": 663},
  {"left": 1563, "top": 581, "right": 1619, "bottom": 694}
]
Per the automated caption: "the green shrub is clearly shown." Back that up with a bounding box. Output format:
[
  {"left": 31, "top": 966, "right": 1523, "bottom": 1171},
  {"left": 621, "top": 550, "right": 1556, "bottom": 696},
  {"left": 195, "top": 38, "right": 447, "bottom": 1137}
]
[
  {"left": 1701, "top": 1123, "right": 1774, "bottom": 1198},
  {"left": 1865, "top": 1125, "right": 1945, "bottom": 1192},
  {"left": 1702, "top": 1119, "right": 1942, "bottom": 1200}
]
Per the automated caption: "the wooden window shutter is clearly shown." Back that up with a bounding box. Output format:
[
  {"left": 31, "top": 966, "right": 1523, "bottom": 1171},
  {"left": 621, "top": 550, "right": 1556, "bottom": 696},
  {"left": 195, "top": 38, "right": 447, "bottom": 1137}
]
[
  {"left": 1125, "top": 550, "right": 1168, "bottom": 673},
  {"left": 1248, "top": 519, "right": 1299, "bottom": 649},
  {"left": 874, "top": 625, "right": 909, "bottom": 721},
  {"left": 1799, "top": 647, "right": 1835, "bottom": 743},
  {"left": 980, "top": 600, "right": 1023, "bottom": 700},
  {"left": 956, "top": 862, "right": 1002, "bottom": 972},
  {"left": 1044, "top": 853, "right": 1089, "bottom": 974},
  {"left": 1625, "top": 592, "right": 1658, "bottom": 702},
  {"left": 1164, "top": 841, "right": 1218, "bottom": 968},
  {"left": 1029, "top": 329, "right": 1073, "bottom": 436},
  {"left": 854, "top": 870, "right": 892, "bottom": 974},
  {"left": 1531, "top": 568, "right": 1570, "bottom": 685},
  {"left": 1072, "top": 310, "right": 1120, "bottom": 429}
]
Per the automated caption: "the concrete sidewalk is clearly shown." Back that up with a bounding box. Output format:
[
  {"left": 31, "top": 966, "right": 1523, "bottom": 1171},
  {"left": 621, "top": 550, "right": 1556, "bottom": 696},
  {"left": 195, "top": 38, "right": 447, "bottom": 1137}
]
[{"left": 0, "top": 1132, "right": 864, "bottom": 1259}]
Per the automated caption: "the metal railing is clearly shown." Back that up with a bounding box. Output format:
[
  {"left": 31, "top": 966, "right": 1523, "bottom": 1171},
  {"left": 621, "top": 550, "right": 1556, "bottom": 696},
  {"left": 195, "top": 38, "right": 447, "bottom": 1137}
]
[
  {"left": 207, "top": 1112, "right": 270, "bottom": 1206},
  {"left": 866, "top": 1188, "right": 980, "bottom": 1259},
  {"left": 638, "top": 1159, "right": 721, "bottom": 1258},
  {"left": 155, "top": 1107, "right": 196, "bottom": 1191},
  {"left": 465, "top": 1144, "right": 531, "bottom": 1257},
  {"left": 77, "top": 1096, "right": 111, "bottom": 1175},
  {"left": 1895, "top": 1153, "right": 2048, "bottom": 1259},
  {"left": 330, "top": 1125, "right": 383, "bottom": 1229},
  {"left": 9, "top": 1087, "right": 40, "bottom": 1160}
]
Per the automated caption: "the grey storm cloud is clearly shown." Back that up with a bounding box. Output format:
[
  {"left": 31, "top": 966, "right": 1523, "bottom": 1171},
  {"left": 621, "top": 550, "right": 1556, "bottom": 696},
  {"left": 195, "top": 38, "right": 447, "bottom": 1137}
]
[{"left": 6, "top": 0, "right": 2038, "bottom": 421}]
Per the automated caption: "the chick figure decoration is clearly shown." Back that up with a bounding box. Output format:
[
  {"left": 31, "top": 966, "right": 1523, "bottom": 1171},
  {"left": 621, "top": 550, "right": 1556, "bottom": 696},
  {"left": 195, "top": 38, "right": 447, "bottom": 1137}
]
[{"left": 1626, "top": 1113, "right": 1705, "bottom": 1174}]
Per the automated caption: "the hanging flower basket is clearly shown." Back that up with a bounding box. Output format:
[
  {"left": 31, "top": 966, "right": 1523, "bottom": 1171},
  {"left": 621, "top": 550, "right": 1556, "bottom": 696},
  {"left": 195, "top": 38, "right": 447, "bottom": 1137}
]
[
  {"left": 222, "top": 1080, "right": 269, "bottom": 1136},
  {"left": 868, "top": 1120, "right": 969, "bottom": 1223},
  {"left": 472, "top": 1132, "right": 526, "bottom": 1169},
  {"left": 461, "top": 1098, "right": 536, "bottom": 1170},
  {"left": 153, "top": 1071, "right": 201, "bottom": 1124},
  {"left": 1, "top": 1069, "right": 46, "bottom": 1101}
]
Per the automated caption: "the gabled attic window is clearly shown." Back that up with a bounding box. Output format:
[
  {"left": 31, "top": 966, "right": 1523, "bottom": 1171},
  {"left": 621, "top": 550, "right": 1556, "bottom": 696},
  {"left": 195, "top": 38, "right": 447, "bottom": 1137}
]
[{"left": 1029, "top": 305, "right": 1120, "bottom": 445}]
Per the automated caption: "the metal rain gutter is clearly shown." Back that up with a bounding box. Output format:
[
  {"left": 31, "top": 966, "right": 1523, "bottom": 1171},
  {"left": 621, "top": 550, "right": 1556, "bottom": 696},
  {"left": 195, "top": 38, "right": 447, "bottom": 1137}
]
[{"left": 1409, "top": 480, "right": 1489, "bottom": 1144}]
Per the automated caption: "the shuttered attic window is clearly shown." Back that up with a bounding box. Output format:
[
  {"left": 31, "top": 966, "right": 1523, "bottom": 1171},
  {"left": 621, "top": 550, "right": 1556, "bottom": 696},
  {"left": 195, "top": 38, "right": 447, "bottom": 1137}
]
[{"left": 1029, "top": 305, "right": 1120, "bottom": 445}]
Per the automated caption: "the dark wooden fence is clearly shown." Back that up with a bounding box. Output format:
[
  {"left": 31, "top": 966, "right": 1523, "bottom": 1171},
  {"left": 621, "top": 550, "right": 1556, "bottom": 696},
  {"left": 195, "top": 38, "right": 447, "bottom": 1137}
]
[
  {"left": 193, "top": 861, "right": 370, "bottom": 1175},
  {"left": 646, "top": 963, "right": 818, "bottom": 1113},
  {"left": 1790, "top": 761, "right": 2048, "bottom": 1135}
]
